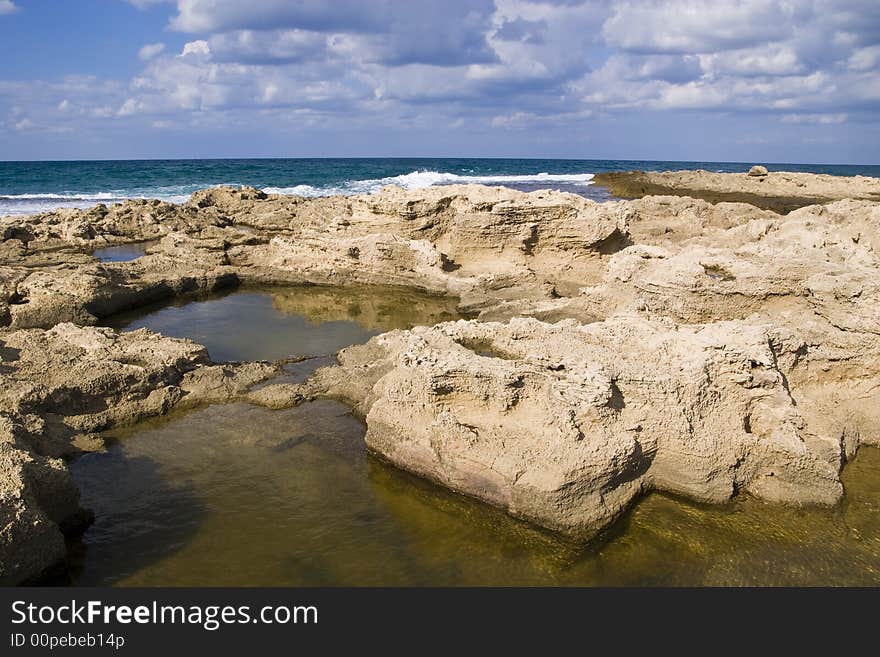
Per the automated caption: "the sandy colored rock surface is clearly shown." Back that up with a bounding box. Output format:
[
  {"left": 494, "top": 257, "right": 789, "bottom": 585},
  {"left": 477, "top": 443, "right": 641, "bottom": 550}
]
[
  {"left": 302, "top": 316, "right": 843, "bottom": 538},
  {"left": 1, "top": 170, "right": 879, "bottom": 582},
  {"left": 0, "top": 323, "right": 277, "bottom": 584},
  {"left": 1, "top": 184, "right": 627, "bottom": 329},
  {"left": 594, "top": 168, "right": 880, "bottom": 213}
]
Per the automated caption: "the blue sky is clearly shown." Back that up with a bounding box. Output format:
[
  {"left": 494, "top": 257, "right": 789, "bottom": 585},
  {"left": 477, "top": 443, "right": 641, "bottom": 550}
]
[{"left": 0, "top": 0, "right": 878, "bottom": 163}]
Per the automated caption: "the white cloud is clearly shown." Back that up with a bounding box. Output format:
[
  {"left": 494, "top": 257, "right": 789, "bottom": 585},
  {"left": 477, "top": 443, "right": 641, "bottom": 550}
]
[
  {"left": 603, "top": 1, "right": 794, "bottom": 54},
  {"left": 207, "top": 30, "right": 326, "bottom": 64},
  {"left": 180, "top": 40, "right": 211, "bottom": 58},
  {"left": 138, "top": 42, "right": 166, "bottom": 61},
  {"left": 699, "top": 45, "right": 805, "bottom": 78},
  {"left": 0, "top": 0, "right": 19, "bottom": 16},
  {"left": 59, "top": 2, "right": 854, "bottom": 129},
  {"left": 782, "top": 113, "right": 848, "bottom": 124},
  {"left": 168, "top": 0, "right": 389, "bottom": 33},
  {"left": 848, "top": 45, "right": 880, "bottom": 71},
  {"left": 99, "top": 0, "right": 876, "bottom": 133},
  {"left": 117, "top": 98, "right": 142, "bottom": 116},
  {"left": 1, "top": 0, "right": 878, "bottom": 153}
]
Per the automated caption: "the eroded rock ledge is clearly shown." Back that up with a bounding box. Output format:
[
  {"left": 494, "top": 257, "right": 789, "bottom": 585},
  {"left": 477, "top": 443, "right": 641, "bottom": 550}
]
[
  {"left": 594, "top": 169, "right": 880, "bottom": 213},
  {"left": 271, "top": 316, "right": 841, "bottom": 538},
  {"left": 0, "top": 323, "right": 276, "bottom": 584},
  {"left": 2, "top": 172, "right": 879, "bottom": 582}
]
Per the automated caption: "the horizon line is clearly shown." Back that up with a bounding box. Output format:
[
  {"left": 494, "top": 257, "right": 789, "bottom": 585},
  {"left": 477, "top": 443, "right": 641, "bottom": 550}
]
[{"left": 1, "top": 156, "right": 877, "bottom": 167}]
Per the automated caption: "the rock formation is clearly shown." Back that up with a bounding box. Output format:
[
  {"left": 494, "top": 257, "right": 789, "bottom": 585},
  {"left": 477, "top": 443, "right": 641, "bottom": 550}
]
[
  {"left": 593, "top": 168, "right": 880, "bottom": 213},
  {"left": 0, "top": 322, "right": 276, "bottom": 584},
  {"left": 2, "top": 171, "right": 879, "bottom": 582},
  {"left": 748, "top": 165, "right": 769, "bottom": 177},
  {"left": 293, "top": 316, "right": 843, "bottom": 538}
]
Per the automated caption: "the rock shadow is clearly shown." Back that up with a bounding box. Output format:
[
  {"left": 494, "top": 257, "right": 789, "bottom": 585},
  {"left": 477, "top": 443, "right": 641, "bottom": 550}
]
[{"left": 66, "top": 448, "right": 206, "bottom": 586}]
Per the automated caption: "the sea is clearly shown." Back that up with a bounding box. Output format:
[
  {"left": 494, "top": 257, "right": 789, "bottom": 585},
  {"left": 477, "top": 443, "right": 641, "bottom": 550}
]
[{"left": 2, "top": 157, "right": 879, "bottom": 217}]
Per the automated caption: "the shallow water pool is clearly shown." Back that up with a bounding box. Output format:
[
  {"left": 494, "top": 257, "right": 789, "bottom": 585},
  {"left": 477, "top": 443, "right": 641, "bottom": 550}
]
[
  {"left": 103, "top": 284, "right": 462, "bottom": 362},
  {"left": 92, "top": 241, "right": 157, "bottom": 262},
  {"left": 77, "top": 283, "right": 880, "bottom": 586},
  {"left": 69, "top": 400, "right": 879, "bottom": 586}
]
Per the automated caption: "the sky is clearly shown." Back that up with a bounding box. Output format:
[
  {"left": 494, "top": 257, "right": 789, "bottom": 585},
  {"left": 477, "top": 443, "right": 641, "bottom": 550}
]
[{"left": 0, "top": 0, "right": 878, "bottom": 163}]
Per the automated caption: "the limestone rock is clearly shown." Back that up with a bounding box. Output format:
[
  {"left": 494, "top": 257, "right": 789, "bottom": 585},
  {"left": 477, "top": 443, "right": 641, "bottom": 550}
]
[
  {"left": 2, "top": 174, "right": 880, "bottom": 581},
  {"left": 0, "top": 415, "right": 81, "bottom": 585},
  {"left": 309, "top": 316, "right": 842, "bottom": 538},
  {"left": 0, "top": 323, "right": 278, "bottom": 583},
  {"left": 593, "top": 169, "right": 880, "bottom": 213}
]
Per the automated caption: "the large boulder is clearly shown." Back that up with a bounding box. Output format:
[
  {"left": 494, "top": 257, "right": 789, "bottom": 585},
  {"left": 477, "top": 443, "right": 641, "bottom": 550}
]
[{"left": 308, "top": 315, "right": 843, "bottom": 539}]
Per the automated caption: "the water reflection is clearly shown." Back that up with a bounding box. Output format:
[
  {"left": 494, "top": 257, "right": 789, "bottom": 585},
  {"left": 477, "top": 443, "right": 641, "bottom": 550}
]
[
  {"left": 102, "top": 285, "right": 463, "bottom": 362},
  {"left": 70, "top": 396, "right": 880, "bottom": 586},
  {"left": 92, "top": 241, "right": 157, "bottom": 263}
]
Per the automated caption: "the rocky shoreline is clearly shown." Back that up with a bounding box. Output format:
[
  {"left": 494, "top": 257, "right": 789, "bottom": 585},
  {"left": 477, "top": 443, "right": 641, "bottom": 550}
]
[
  {"left": 593, "top": 169, "right": 880, "bottom": 213},
  {"left": 2, "top": 171, "right": 879, "bottom": 584}
]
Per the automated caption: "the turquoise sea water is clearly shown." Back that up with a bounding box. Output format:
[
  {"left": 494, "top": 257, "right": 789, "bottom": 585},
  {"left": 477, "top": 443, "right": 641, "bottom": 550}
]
[{"left": 2, "top": 157, "right": 879, "bottom": 216}]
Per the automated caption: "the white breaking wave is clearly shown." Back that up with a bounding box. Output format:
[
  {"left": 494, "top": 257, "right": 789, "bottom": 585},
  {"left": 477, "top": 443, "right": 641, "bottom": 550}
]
[
  {"left": 262, "top": 170, "right": 595, "bottom": 197},
  {"left": 0, "top": 193, "right": 119, "bottom": 200},
  {"left": 1, "top": 170, "right": 594, "bottom": 216},
  {"left": 0, "top": 185, "right": 218, "bottom": 217}
]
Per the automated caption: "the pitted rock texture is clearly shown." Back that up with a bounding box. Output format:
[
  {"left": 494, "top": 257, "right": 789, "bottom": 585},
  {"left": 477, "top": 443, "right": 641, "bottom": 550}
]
[
  {"left": 0, "top": 324, "right": 277, "bottom": 584},
  {"left": 594, "top": 169, "right": 880, "bottom": 213},
  {"left": 1, "top": 185, "right": 628, "bottom": 329},
  {"left": 290, "top": 316, "right": 844, "bottom": 538},
  {"left": 2, "top": 172, "right": 880, "bottom": 582}
]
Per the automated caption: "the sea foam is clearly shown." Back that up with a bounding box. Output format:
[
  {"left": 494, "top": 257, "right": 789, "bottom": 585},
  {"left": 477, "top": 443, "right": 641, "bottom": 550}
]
[
  {"left": 2, "top": 170, "right": 594, "bottom": 216},
  {"left": 262, "top": 170, "right": 594, "bottom": 197}
]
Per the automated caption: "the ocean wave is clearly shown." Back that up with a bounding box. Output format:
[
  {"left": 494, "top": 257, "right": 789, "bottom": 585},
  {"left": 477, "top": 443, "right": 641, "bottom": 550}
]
[
  {"left": 2, "top": 170, "right": 594, "bottom": 216},
  {"left": 0, "top": 192, "right": 126, "bottom": 202},
  {"left": 263, "top": 170, "right": 594, "bottom": 197},
  {"left": 261, "top": 184, "right": 331, "bottom": 196},
  {"left": 0, "top": 187, "right": 203, "bottom": 216}
]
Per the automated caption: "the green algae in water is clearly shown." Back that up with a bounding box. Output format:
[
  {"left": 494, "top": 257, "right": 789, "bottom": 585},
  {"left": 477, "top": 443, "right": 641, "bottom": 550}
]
[
  {"left": 81, "top": 283, "right": 880, "bottom": 585},
  {"left": 103, "top": 285, "right": 463, "bottom": 362},
  {"left": 69, "top": 399, "right": 880, "bottom": 586}
]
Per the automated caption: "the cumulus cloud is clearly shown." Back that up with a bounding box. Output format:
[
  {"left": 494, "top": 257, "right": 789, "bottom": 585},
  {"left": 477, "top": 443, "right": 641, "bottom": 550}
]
[
  {"left": 603, "top": 1, "right": 795, "bottom": 54},
  {"left": 167, "top": 1, "right": 499, "bottom": 68},
  {"left": 169, "top": 0, "right": 395, "bottom": 34},
  {"left": 1, "top": 0, "right": 879, "bottom": 154},
  {"left": 180, "top": 40, "right": 210, "bottom": 57},
  {"left": 0, "top": 0, "right": 19, "bottom": 16},
  {"left": 107, "top": 0, "right": 877, "bottom": 132},
  {"left": 848, "top": 45, "right": 880, "bottom": 71},
  {"left": 206, "top": 30, "right": 326, "bottom": 65}
]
